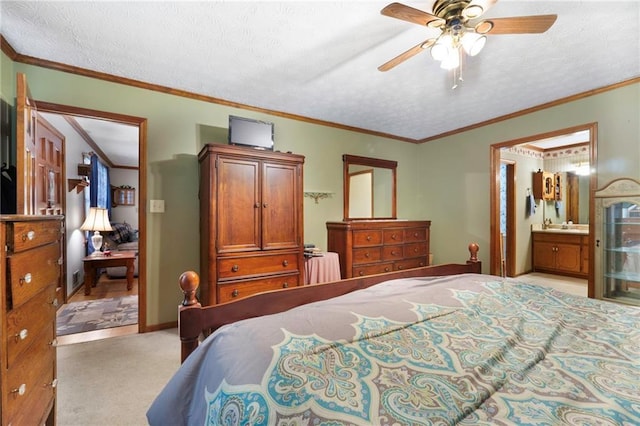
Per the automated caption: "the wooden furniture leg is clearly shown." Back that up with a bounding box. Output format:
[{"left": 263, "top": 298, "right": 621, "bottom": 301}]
[
  {"left": 126, "top": 257, "right": 134, "bottom": 290},
  {"left": 84, "top": 263, "right": 95, "bottom": 295}
]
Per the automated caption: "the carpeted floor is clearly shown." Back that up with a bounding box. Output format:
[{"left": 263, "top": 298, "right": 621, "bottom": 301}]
[
  {"left": 56, "top": 296, "right": 138, "bottom": 336},
  {"left": 57, "top": 328, "right": 180, "bottom": 425}
]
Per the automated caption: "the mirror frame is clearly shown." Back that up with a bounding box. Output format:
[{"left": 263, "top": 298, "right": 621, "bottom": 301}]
[{"left": 343, "top": 154, "right": 397, "bottom": 220}]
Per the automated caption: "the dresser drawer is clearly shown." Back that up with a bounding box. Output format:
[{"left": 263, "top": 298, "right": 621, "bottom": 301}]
[
  {"left": 218, "top": 252, "right": 299, "bottom": 280},
  {"left": 404, "top": 227, "right": 428, "bottom": 242},
  {"left": 5, "top": 324, "right": 56, "bottom": 424},
  {"left": 353, "top": 247, "right": 382, "bottom": 265},
  {"left": 353, "top": 262, "right": 394, "bottom": 277},
  {"left": 218, "top": 273, "right": 299, "bottom": 303},
  {"left": 8, "top": 242, "right": 60, "bottom": 309},
  {"left": 404, "top": 242, "right": 428, "bottom": 258},
  {"left": 353, "top": 230, "right": 383, "bottom": 247},
  {"left": 6, "top": 284, "right": 57, "bottom": 368},
  {"left": 382, "top": 245, "right": 404, "bottom": 261},
  {"left": 9, "top": 220, "right": 61, "bottom": 253},
  {"left": 383, "top": 229, "right": 404, "bottom": 244},
  {"left": 395, "top": 257, "right": 428, "bottom": 271}
]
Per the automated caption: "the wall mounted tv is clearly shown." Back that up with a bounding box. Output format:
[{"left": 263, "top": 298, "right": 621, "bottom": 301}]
[{"left": 228, "top": 115, "right": 274, "bottom": 151}]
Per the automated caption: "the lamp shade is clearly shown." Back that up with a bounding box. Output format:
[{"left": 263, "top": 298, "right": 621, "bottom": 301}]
[
  {"left": 80, "top": 208, "right": 113, "bottom": 232},
  {"left": 80, "top": 207, "right": 112, "bottom": 253}
]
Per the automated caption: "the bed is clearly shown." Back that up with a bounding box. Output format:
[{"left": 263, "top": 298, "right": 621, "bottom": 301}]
[{"left": 147, "top": 244, "right": 640, "bottom": 425}]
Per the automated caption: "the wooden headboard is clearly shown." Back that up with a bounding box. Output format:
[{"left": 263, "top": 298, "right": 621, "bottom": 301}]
[{"left": 177, "top": 243, "right": 481, "bottom": 362}]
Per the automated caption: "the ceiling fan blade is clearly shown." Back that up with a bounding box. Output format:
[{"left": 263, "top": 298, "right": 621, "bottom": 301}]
[
  {"left": 378, "top": 39, "right": 435, "bottom": 72},
  {"left": 381, "top": 2, "right": 445, "bottom": 28},
  {"left": 479, "top": 14, "right": 557, "bottom": 34},
  {"left": 462, "top": 0, "right": 498, "bottom": 19}
]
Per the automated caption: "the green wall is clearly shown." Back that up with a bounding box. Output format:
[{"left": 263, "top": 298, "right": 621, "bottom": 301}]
[
  {"left": 2, "top": 52, "right": 426, "bottom": 326},
  {"left": 418, "top": 83, "right": 640, "bottom": 269},
  {"left": 3, "top": 50, "right": 638, "bottom": 326}
]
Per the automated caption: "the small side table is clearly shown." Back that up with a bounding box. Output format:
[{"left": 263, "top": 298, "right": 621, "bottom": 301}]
[
  {"left": 83, "top": 251, "right": 136, "bottom": 295},
  {"left": 304, "top": 252, "right": 341, "bottom": 285}
]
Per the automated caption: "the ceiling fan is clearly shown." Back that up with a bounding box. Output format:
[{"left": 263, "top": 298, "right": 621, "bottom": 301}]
[{"left": 379, "top": 0, "right": 557, "bottom": 75}]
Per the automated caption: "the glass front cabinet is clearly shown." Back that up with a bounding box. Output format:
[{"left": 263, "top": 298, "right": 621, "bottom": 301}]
[{"left": 594, "top": 178, "right": 640, "bottom": 306}]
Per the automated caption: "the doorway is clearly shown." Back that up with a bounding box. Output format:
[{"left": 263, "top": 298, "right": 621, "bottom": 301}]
[
  {"left": 490, "top": 123, "right": 597, "bottom": 280},
  {"left": 36, "top": 101, "right": 148, "bottom": 337}
]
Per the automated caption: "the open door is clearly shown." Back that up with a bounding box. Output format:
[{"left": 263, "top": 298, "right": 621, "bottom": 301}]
[{"left": 16, "top": 73, "right": 37, "bottom": 215}]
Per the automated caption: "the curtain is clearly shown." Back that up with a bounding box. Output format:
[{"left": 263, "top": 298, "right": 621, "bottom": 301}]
[{"left": 86, "top": 154, "right": 111, "bottom": 254}]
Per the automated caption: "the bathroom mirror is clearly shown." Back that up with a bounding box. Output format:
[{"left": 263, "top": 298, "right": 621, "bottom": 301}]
[{"left": 343, "top": 154, "right": 397, "bottom": 220}]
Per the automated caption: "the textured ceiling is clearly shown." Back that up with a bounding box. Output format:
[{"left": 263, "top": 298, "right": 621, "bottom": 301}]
[{"left": 2, "top": 1, "right": 639, "bottom": 143}]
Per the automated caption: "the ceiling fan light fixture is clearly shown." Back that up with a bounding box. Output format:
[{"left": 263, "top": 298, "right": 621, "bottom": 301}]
[
  {"left": 440, "top": 48, "right": 460, "bottom": 70},
  {"left": 461, "top": 32, "right": 486, "bottom": 56},
  {"left": 430, "top": 34, "right": 453, "bottom": 61}
]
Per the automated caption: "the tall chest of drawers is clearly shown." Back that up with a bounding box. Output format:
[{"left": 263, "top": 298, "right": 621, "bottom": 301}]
[
  {"left": 199, "top": 144, "right": 305, "bottom": 305},
  {"left": 327, "top": 220, "right": 431, "bottom": 279},
  {"left": 1, "top": 215, "right": 62, "bottom": 426}
]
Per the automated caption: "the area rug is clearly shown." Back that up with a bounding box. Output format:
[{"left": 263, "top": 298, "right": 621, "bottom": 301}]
[{"left": 56, "top": 295, "right": 138, "bottom": 336}]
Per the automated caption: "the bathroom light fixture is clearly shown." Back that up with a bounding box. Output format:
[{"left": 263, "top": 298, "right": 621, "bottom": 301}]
[{"left": 80, "top": 207, "right": 113, "bottom": 254}]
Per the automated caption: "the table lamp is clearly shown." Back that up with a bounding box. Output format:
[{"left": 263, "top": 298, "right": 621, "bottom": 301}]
[{"left": 80, "top": 207, "right": 113, "bottom": 254}]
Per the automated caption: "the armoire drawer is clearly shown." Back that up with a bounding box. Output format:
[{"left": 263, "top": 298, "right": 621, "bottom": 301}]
[
  {"left": 5, "top": 325, "right": 56, "bottom": 423},
  {"left": 353, "top": 262, "right": 394, "bottom": 277},
  {"left": 395, "top": 257, "right": 428, "bottom": 271},
  {"left": 352, "top": 247, "right": 382, "bottom": 265},
  {"left": 218, "top": 273, "right": 299, "bottom": 303},
  {"left": 8, "top": 242, "right": 60, "bottom": 309},
  {"left": 353, "top": 230, "right": 383, "bottom": 247},
  {"left": 404, "top": 242, "right": 428, "bottom": 258},
  {"left": 9, "top": 220, "right": 61, "bottom": 253},
  {"left": 6, "top": 284, "right": 57, "bottom": 368},
  {"left": 217, "top": 253, "right": 299, "bottom": 280}
]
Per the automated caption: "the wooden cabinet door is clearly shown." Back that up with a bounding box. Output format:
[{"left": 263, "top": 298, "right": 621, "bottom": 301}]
[
  {"left": 261, "top": 161, "right": 299, "bottom": 250},
  {"left": 216, "top": 157, "right": 261, "bottom": 252},
  {"left": 533, "top": 241, "right": 556, "bottom": 270},
  {"left": 555, "top": 243, "right": 582, "bottom": 273}
]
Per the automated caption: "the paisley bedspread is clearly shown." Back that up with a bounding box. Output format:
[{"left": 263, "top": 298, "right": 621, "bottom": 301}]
[{"left": 147, "top": 273, "right": 640, "bottom": 425}]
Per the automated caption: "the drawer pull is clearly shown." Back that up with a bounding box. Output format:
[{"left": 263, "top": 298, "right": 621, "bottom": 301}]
[
  {"left": 49, "top": 338, "right": 58, "bottom": 347},
  {"left": 22, "top": 230, "right": 36, "bottom": 241},
  {"left": 254, "top": 203, "right": 260, "bottom": 208},
  {"left": 20, "top": 273, "right": 33, "bottom": 285},
  {"left": 391, "top": 250, "right": 397, "bottom": 256},
  {"left": 413, "top": 232, "right": 419, "bottom": 238},
  {"left": 282, "top": 260, "right": 288, "bottom": 267},
  {"left": 231, "top": 265, "right": 239, "bottom": 272},
  {"left": 358, "top": 271, "right": 364, "bottom": 276},
  {"left": 282, "top": 282, "right": 289, "bottom": 288},
  {"left": 391, "top": 234, "right": 397, "bottom": 240},
  {"left": 51, "top": 299, "right": 59, "bottom": 308},
  {"left": 11, "top": 384, "right": 26, "bottom": 396},
  {"left": 15, "top": 329, "right": 28, "bottom": 341},
  {"left": 364, "top": 252, "right": 370, "bottom": 258},
  {"left": 366, "top": 235, "right": 371, "bottom": 241},
  {"left": 398, "top": 265, "right": 403, "bottom": 270},
  {"left": 231, "top": 289, "right": 239, "bottom": 298},
  {"left": 46, "top": 379, "right": 58, "bottom": 389},
  {"left": 384, "top": 267, "right": 391, "bottom": 272},
  {"left": 414, "top": 248, "right": 418, "bottom": 253}
]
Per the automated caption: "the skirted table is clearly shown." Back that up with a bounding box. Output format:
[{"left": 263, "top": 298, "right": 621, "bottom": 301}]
[{"left": 304, "top": 252, "right": 341, "bottom": 285}]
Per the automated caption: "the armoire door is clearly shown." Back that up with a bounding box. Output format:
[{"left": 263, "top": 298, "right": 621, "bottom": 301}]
[
  {"left": 216, "top": 156, "right": 261, "bottom": 252},
  {"left": 261, "top": 161, "right": 300, "bottom": 250}
]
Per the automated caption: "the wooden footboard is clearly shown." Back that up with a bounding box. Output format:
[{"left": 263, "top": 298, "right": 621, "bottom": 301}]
[{"left": 178, "top": 243, "right": 480, "bottom": 362}]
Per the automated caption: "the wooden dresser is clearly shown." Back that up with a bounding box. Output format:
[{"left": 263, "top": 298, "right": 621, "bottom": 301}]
[
  {"left": 1, "top": 215, "right": 62, "bottom": 426},
  {"left": 327, "top": 220, "right": 431, "bottom": 279},
  {"left": 199, "top": 144, "right": 305, "bottom": 305}
]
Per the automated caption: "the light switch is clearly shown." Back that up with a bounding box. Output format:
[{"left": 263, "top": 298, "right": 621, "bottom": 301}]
[{"left": 150, "top": 199, "right": 165, "bottom": 213}]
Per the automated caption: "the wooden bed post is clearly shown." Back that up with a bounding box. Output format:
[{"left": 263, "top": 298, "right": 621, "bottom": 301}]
[
  {"left": 468, "top": 243, "right": 479, "bottom": 263},
  {"left": 179, "top": 271, "right": 202, "bottom": 362}
]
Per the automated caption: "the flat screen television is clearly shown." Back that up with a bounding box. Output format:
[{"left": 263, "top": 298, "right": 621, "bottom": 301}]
[{"left": 228, "top": 115, "right": 274, "bottom": 151}]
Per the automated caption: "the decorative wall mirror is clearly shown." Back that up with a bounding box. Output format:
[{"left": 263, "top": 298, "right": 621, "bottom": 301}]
[{"left": 343, "top": 154, "right": 397, "bottom": 220}]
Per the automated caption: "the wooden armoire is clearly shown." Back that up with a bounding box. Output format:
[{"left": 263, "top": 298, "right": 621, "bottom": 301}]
[{"left": 198, "top": 144, "right": 305, "bottom": 305}]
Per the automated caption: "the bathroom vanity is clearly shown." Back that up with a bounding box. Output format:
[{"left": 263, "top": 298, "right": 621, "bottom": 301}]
[{"left": 532, "top": 224, "right": 589, "bottom": 278}]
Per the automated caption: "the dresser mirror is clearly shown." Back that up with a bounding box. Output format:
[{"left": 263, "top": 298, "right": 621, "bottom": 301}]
[{"left": 343, "top": 154, "right": 397, "bottom": 220}]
